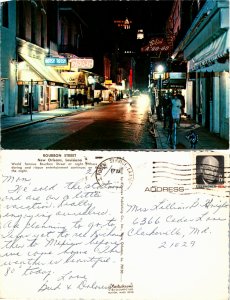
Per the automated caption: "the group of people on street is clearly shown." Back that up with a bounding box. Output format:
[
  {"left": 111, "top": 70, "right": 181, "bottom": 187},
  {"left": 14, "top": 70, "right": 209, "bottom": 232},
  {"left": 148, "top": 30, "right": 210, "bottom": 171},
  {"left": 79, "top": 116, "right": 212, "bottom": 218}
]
[
  {"left": 108, "top": 90, "right": 124, "bottom": 102},
  {"left": 71, "top": 92, "right": 88, "bottom": 108},
  {"left": 150, "top": 89, "right": 198, "bottom": 148},
  {"left": 63, "top": 91, "right": 88, "bottom": 109},
  {"left": 161, "top": 90, "right": 185, "bottom": 130}
]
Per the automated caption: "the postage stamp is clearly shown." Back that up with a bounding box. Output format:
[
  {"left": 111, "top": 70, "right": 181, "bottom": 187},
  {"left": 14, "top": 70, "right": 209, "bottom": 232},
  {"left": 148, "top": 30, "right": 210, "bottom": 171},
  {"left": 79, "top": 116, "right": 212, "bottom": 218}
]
[
  {"left": 194, "top": 154, "right": 225, "bottom": 189},
  {"left": 95, "top": 157, "right": 134, "bottom": 192}
]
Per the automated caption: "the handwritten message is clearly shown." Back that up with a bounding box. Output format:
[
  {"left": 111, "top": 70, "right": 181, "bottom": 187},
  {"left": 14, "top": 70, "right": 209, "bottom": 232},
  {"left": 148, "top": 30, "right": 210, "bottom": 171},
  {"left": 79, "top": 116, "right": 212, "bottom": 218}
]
[{"left": 1, "top": 173, "right": 121, "bottom": 296}]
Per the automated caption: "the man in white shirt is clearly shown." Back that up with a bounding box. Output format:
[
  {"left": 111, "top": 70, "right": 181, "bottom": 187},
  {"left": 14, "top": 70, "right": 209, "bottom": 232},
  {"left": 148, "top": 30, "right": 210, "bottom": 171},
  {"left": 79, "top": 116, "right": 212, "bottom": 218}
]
[{"left": 171, "top": 94, "right": 182, "bottom": 123}]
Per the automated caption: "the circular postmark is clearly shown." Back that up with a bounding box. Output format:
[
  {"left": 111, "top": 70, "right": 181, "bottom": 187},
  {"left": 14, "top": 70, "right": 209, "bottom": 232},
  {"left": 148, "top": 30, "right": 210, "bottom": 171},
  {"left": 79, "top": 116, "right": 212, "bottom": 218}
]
[{"left": 95, "top": 157, "right": 134, "bottom": 192}]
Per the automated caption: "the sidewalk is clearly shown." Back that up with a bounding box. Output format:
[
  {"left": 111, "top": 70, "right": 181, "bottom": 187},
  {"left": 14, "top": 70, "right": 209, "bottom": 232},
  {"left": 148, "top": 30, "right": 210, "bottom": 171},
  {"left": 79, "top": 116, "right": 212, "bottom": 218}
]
[
  {"left": 149, "top": 114, "right": 229, "bottom": 150},
  {"left": 1, "top": 99, "right": 125, "bottom": 132},
  {"left": 1, "top": 105, "right": 95, "bottom": 132}
]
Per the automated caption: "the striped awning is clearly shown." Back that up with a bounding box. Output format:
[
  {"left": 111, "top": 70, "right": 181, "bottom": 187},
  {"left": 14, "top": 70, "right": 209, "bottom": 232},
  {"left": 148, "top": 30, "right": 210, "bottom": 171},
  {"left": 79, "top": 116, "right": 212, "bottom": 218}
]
[{"left": 188, "top": 32, "right": 229, "bottom": 72}]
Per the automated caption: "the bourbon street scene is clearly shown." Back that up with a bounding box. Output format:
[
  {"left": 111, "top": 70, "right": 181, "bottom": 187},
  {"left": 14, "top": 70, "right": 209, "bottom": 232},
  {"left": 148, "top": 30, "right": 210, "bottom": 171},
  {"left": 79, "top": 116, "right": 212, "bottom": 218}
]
[{"left": 1, "top": 0, "right": 229, "bottom": 150}]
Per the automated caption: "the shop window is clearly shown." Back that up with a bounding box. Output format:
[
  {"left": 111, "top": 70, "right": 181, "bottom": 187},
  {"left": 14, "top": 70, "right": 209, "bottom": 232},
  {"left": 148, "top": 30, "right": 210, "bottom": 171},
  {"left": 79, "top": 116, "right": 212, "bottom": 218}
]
[
  {"left": 50, "top": 87, "right": 58, "bottom": 103},
  {"left": 24, "top": 86, "right": 29, "bottom": 106},
  {"left": 2, "top": 2, "right": 9, "bottom": 28}
]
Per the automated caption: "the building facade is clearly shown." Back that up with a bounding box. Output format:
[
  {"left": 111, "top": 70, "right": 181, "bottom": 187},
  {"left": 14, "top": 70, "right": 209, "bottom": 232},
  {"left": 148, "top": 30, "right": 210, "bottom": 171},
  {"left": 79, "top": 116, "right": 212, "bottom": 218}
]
[
  {"left": 170, "top": 0, "right": 229, "bottom": 140},
  {"left": 0, "top": 1, "right": 98, "bottom": 116},
  {"left": 1, "top": 1, "right": 17, "bottom": 116}
]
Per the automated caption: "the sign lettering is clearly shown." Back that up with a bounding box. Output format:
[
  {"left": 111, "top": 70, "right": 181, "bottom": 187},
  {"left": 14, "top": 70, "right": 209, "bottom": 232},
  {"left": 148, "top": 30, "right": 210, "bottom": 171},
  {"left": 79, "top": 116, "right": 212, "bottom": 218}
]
[
  {"left": 141, "top": 38, "right": 170, "bottom": 53},
  {"left": 70, "top": 58, "right": 94, "bottom": 69},
  {"left": 44, "top": 57, "right": 68, "bottom": 66}
]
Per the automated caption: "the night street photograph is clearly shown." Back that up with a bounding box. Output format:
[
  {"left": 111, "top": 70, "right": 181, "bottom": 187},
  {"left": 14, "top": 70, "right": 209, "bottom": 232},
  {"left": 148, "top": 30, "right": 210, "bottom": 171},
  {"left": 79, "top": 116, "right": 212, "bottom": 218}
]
[{"left": 1, "top": 0, "right": 229, "bottom": 150}]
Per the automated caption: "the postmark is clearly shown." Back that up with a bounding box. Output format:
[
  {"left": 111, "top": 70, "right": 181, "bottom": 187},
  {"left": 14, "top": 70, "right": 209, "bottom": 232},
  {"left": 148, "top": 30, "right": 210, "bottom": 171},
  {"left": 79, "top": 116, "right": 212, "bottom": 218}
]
[{"left": 95, "top": 157, "right": 134, "bottom": 192}]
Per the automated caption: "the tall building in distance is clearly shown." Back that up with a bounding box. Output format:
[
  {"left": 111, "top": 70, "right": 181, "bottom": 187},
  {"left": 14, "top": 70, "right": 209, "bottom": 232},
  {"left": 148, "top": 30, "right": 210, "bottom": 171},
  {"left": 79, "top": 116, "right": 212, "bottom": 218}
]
[{"left": 109, "top": 15, "right": 137, "bottom": 90}]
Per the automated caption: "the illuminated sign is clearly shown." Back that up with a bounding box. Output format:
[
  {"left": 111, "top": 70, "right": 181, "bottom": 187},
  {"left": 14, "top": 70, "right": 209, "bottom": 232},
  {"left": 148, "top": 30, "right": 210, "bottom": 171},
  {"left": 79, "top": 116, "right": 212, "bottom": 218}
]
[
  {"left": 166, "top": 72, "right": 186, "bottom": 79},
  {"left": 70, "top": 58, "right": 94, "bottom": 69},
  {"left": 141, "top": 38, "right": 170, "bottom": 52},
  {"left": 129, "top": 69, "right": 133, "bottom": 89},
  {"left": 105, "top": 80, "right": 113, "bottom": 85},
  {"left": 44, "top": 57, "right": 68, "bottom": 66},
  {"left": 17, "top": 80, "right": 43, "bottom": 85},
  {"left": 114, "top": 18, "right": 132, "bottom": 29},
  {"left": 69, "top": 85, "right": 77, "bottom": 89},
  {"left": 61, "top": 71, "right": 86, "bottom": 85},
  {"left": 153, "top": 72, "right": 166, "bottom": 80},
  {"left": 54, "top": 63, "right": 71, "bottom": 71}
]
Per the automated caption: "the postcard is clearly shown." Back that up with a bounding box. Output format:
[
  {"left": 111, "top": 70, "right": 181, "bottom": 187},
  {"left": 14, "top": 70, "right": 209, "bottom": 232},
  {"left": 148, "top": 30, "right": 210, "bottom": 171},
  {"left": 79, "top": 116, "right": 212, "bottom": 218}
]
[
  {"left": 1, "top": 1, "right": 229, "bottom": 299},
  {"left": 0, "top": 150, "right": 229, "bottom": 300}
]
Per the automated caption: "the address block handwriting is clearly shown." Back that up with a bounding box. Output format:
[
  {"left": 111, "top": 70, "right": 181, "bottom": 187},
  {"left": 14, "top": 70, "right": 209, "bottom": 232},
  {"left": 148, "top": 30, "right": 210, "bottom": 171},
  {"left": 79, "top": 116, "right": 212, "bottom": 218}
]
[
  {"left": 125, "top": 196, "right": 229, "bottom": 249},
  {"left": 1, "top": 174, "right": 121, "bottom": 293}
]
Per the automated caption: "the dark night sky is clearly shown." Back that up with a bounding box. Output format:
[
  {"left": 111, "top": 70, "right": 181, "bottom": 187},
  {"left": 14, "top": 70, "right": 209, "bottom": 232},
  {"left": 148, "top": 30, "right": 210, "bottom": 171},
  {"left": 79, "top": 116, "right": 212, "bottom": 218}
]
[
  {"left": 72, "top": 1, "right": 174, "bottom": 87},
  {"left": 77, "top": 1, "right": 173, "bottom": 49}
]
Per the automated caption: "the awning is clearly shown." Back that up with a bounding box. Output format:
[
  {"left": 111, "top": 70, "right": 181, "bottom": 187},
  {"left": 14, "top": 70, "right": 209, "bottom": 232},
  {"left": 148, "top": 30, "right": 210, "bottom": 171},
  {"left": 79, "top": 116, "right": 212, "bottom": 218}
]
[
  {"left": 18, "top": 53, "right": 69, "bottom": 87},
  {"left": 162, "top": 79, "right": 186, "bottom": 89},
  {"left": 61, "top": 71, "right": 86, "bottom": 89},
  {"left": 187, "top": 32, "right": 229, "bottom": 72},
  {"left": 94, "top": 82, "right": 107, "bottom": 90}
]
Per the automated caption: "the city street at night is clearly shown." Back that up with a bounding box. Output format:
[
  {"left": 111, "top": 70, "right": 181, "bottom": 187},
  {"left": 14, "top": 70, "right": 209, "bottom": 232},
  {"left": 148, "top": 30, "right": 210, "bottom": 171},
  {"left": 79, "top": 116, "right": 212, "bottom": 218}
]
[
  {"left": 1, "top": 0, "right": 229, "bottom": 148},
  {"left": 1, "top": 95, "right": 156, "bottom": 150}
]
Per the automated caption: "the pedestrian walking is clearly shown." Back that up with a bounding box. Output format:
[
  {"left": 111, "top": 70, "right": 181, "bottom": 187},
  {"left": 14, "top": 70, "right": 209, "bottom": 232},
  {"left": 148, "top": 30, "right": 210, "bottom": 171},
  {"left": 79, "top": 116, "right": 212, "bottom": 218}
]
[
  {"left": 149, "top": 91, "right": 155, "bottom": 115},
  {"left": 99, "top": 91, "right": 103, "bottom": 102},
  {"left": 63, "top": 94, "right": 68, "bottom": 108},
  {"left": 171, "top": 93, "right": 182, "bottom": 125},
  {"left": 177, "top": 90, "right": 185, "bottom": 124},
  {"left": 109, "top": 93, "right": 113, "bottom": 102},
  {"left": 162, "top": 94, "right": 172, "bottom": 129},
  {"left": 156, "top": 94, "right": 163, "bottom": 121},
  {"left": 176, "top": 90, "right": 185, "bottom": 116},
  {"left": 72, "top": 93, "right": 77, "bottom": 108},
  {"left": 76, "top": 92, "right": 83, "bottom": 106},
  {"left": 167, "top": 113, "right": 173, "bottom": 146}
]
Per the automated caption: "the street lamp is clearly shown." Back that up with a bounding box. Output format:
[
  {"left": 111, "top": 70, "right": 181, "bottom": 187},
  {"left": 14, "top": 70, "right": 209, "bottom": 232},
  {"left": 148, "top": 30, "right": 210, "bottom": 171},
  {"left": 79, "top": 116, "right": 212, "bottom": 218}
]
[
  {"left": 156, "top": 64, "right": 164, "bottom": 120},
  {"left": 156, "top": 64, "right": 164, "bottom": 93},
  {"left": 156, "top": 64, "right": 164, "bottom": 74},
  {"left": 87, "top": 75, "right": 95, "bottom": 85}
]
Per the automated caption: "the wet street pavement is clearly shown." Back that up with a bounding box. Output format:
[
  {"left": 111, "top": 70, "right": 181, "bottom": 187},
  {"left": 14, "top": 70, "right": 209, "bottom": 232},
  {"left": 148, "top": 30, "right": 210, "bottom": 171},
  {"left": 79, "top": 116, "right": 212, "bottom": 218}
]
[{"left": 1, "top": 96, "right": 156, "bottom": 150}]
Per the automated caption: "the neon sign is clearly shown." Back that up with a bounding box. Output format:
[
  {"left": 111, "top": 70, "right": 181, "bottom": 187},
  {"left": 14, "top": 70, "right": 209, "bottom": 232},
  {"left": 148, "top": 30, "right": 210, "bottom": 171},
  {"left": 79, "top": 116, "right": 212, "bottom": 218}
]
[{"left": 44, "top": 57, "right": 68, "bottom": 66}]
